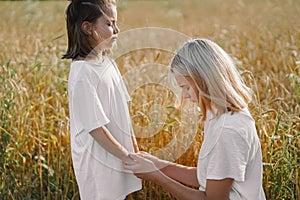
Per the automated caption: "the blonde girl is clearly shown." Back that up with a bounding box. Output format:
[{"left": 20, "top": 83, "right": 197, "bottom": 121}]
[{"left": 124, "top": 38, "right": 266, "bottom": 200}]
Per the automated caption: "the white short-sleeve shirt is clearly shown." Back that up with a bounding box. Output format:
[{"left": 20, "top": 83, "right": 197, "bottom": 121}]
[
  {"left": 68, "top": 57, "right": 141, "bottom": 200},
  {"left": 197, "top": 109, "right": 266, "bottom": 199}
]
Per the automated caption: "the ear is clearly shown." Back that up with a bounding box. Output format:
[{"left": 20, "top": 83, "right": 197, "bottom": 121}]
[{"left": 81, "top": 21, "right": 93, "bottom": 35}]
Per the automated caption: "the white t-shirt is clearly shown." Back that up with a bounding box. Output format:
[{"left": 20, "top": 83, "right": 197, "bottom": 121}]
[
  {"left": 68, "top": 57, "right": 141, "bottom": 200},
  {"left": 197, "top": 109, "right": 266, "bottom": 199}
]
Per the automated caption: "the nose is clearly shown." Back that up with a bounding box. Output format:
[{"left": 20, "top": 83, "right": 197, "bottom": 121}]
[{"left": 113, "top": 24, "right": 120, "bottom": 34}]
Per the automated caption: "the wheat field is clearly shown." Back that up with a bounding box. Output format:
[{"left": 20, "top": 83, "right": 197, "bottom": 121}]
[{"left": 0, "top": 0, "right": 299, "bottom": 199}]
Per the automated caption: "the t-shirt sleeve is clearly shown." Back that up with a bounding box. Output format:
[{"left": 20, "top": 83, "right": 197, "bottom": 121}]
[
  {"left": 206, "top": 128, "right": 249, "bottom": 182},
  {"left": 71, "top": 80, "right": 110, "bottom": 134}
]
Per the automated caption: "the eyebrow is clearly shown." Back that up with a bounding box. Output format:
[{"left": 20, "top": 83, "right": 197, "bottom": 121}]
[{"left": 106, "top": 19, "right": 117, "bottom": 23}]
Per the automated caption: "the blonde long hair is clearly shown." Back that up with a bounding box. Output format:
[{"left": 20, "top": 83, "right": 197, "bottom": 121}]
[{"left": 170, "top": 38, "right": 252, "bottom": 120}]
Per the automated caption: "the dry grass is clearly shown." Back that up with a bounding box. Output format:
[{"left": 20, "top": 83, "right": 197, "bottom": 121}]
[{"left": 0, "top": 0, "right": 299, "bottom": 199}]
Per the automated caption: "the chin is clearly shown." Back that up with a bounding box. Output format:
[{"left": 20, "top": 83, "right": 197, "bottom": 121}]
[
  {"left": 98, "top": 40, "right": 116, "bottom": 49},
  {"left": 107, "top": 41, "right": 117, "bottom": 49}
]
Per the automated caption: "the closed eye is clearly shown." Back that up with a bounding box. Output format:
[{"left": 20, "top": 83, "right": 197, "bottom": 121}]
[
  {"left": 107, "top": 18, "right": 117, "bottom": 24},
  {"left": 179, "top": 85, "right": 190, "bottom": 90},
  {"left": 106, "top": 21, "right": 112, "bottom": 26}
]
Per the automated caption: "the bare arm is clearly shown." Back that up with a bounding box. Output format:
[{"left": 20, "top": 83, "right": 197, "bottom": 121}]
[
  {"left": 131, "top": 130, "right": 139, "bottom": 153},
  {"left": 90, "top": 126, "right": 134, "bottom": 163},
  {"left": 155, "top": 173, "right": 233, "bottom": 200},
  {"left": 152, "top": 170, "right": 206, "bottom": 200},
  {"left": 124, "top": 154, "right": 233, "bottom": 200},
  {"left": 138, "top": 152, "right": 199, "bottom": 187},
  {"left": 161, "top": 163, "right": 199, "bottom": 188},
  {"left": 205, "top": 179, "right": 233, "bottom": 200}
]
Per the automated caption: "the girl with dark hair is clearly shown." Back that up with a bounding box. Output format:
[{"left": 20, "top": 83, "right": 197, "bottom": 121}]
[{"left": 63, "top": 0, "right": 141, "bottom": 199}]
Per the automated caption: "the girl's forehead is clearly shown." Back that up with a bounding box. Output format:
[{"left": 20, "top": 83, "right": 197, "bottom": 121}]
[{"left": 102, "top": 5, "right": 117, "bottom": 20}]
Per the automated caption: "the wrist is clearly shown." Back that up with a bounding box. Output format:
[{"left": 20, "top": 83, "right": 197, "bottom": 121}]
[
  {"left": 120, "top": 148, "right": 130, "bottom": 160},
  {"left": 159, "top": 160, "right": 172, "bottom": 172},
  {"left": 153, "top": 169, "right": 169, "bottom": 184}
]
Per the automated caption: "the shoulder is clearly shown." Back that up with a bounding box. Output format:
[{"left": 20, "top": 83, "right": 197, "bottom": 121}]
[
  {"left": 70, "top": 61, "right": 93, "bottom": 75},
  {"left": 220, "top": 110, "right": 255, "bottom": 133},
  {"left": 212, "top": 109, "right": 257, "bottom": 143},
  {"left": 224, "top": 109, "right": 253, "bottom": 124},
  {"left": 69, "top": 61, "right": 102, "bottom": 86},
  {"left": 209, "top": 110, "right": 254, "bottom": 133},
  {"left": 221, "top": 110, "right": 257, "bottom": 146},
  {"left": 211, "top": 112, "right": 254, "bottom": 155},
  {"left": 200, "top": 109, "right": 256, "bottom": 159},
  {"left": 104, "top": 56, "right": 121, "bottom": 74}
]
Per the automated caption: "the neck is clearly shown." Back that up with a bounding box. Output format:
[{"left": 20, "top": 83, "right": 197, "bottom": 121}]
[
  {"left": 75, "top": 51, "right": 104, "bottom": 63},
  {"left": 86, "top": 53, "right": 104, "bottom": 62}
]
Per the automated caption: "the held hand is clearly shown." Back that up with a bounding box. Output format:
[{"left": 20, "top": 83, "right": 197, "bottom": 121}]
[
  {"left": 123, "top": 153, "right": 161, "bottom": 181},
  {"left": 138, "top": 151, "right": 170, "bottom": 170},
  {"left": 122, "top": 153, "right": 137, "bottom": 166}
]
